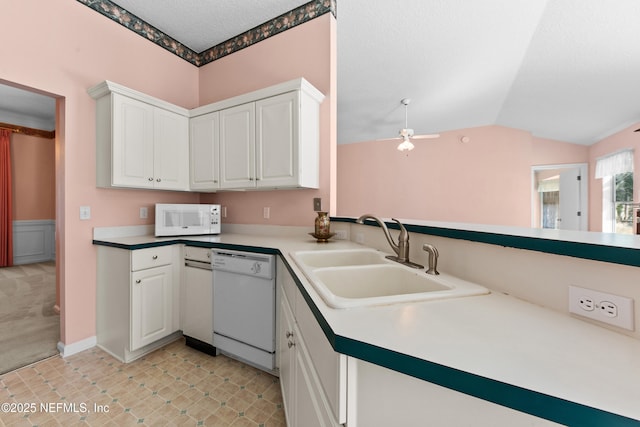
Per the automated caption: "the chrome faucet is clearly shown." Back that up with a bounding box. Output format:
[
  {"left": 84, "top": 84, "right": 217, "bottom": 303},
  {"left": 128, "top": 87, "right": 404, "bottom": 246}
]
[
  {"left": 355, "top": 214, "right": 423, "bottom": 269},
  {"left": 422, "top": 244, "right": 440, "bottom": 275}
]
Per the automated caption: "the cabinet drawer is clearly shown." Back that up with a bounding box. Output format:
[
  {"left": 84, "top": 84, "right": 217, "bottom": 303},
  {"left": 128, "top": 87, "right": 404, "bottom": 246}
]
[
  {"left": 131, "top": 246, "right": 172, "bottom": 271},
  {"left": 183, "top": 246, "right": 211, "bottom": 263}
]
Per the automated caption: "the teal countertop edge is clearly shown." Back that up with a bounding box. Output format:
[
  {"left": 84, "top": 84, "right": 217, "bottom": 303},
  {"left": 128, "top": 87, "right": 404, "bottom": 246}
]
[
  {"left": 92, "top": 238, "right": 639, "bottom": 426},
  {"left": 331, "top": 217, "right": 640, "bottom": 268}
]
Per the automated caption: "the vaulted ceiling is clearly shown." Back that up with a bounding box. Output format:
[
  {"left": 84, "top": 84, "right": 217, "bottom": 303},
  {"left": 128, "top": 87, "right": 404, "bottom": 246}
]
[{"left": 3, "top": 0, "right": 639, "bottom": 145}]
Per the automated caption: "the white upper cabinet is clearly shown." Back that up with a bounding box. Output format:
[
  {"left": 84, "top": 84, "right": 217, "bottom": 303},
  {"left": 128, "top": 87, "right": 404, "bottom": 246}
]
[
  {"left": 90, "top": 78, "right": 323, "bottom": 193},
  {"left": 219, "top": 102, "right": 256, "bottom": 189},
  {"left": 256, "top": 91, "right": 298, "bottom": 188},
  {"left": 189, "top": 112, "right": 220, "bottom": 191},
  {"left": 191, "top": 78, "right": 325, "bottom": 191},
  {"left": 89, "top": 81, "right": 190, "bottom": 191}
]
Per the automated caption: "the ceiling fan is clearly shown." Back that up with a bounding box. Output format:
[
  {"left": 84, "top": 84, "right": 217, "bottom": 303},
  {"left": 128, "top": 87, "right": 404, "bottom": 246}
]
[{"left": 378, "top": 98, "right": 440, "bottom": 151}]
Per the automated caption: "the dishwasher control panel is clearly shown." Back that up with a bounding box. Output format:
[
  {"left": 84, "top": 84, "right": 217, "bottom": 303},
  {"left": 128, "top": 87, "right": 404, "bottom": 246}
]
[{"left": 212, "top": 250, "right": 274, "bottom": 280}]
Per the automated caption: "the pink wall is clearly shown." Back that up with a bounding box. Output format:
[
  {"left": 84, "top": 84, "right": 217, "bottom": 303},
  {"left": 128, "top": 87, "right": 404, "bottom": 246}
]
[
  {"left": 2, "top": 1, "right": 336, "bottom": 348},
  {"left": 337, "top": 126, "right": 590, "bottom": 227},
  {"left": 2, "top": 0, "right": 200, "bottom": 345},
  {"left": 198, "top": 14, "right": 336, "bottom": 225},
  {"left": 338, "top": 126, "right": 533, "bottom": 226},
  {"left": 11, "top": 134, "right": 55, "bottom": 220},
  {"left": 587, "top": 122, "right": 640, "bottom": 231}
]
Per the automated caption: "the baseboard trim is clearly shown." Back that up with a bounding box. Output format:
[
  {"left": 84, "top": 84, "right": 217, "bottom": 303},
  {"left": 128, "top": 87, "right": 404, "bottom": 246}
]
[{"left": 58, "top": 336, "right": 97, "bottom": 358}]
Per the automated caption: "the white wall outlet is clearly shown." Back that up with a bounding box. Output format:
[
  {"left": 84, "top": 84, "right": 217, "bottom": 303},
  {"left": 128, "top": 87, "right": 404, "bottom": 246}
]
[
  {"left": 334, "top": 230, "right": 348, "bottom": 240},
  {"left": 263, "top": 207, "right": 270, "bottom": 219},
  {"left": 139, "top": 207, "right": 148, "bottom": 219},
  {"left": 222, "top": 206, "right": 227, "bottom": 218},
  {"left": 79, "top": 206, "right": 91, "bottom": 220},
  {"left": 569, "top": 285, "right": 634, "bottom": 330},
  {"left": 355, "top": 232, "right": 365, "bottom": 244}
]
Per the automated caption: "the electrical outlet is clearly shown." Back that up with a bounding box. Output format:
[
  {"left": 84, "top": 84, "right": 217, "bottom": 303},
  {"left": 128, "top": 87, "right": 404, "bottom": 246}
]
[
  {"left": 263, "top": 207, "right": 270, "bottom": 219},
  {"left": 355, "top": 233, "right": 365, "bottom": 244},
  {"left": 569, "top": 285, "right": 634, "bottom": 330},
  {"left": 222, "top": 206, "right": 227, "bottom": 218},
  {"left": 313, "top": 198, "right": 322, "bottom": 211},
  {"left": 139, "top": 207, "right": 148, "bottom": 219}
]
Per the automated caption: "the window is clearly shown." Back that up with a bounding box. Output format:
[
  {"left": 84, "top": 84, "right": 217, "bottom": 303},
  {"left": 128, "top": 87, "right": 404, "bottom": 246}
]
[{"left": 595, "top": 149, "right": 634, "bottom": 234}]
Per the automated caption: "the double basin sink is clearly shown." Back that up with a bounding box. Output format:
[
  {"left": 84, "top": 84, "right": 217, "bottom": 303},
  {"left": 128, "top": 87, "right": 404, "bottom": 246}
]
[{"left": 291, "top": 248, "right": 489, "bottom": 309}]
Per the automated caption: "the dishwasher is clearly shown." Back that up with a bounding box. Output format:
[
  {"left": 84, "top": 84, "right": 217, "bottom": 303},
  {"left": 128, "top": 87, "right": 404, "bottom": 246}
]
[{"left": 212, "top": 249, "right": 276, "bottom": 372}]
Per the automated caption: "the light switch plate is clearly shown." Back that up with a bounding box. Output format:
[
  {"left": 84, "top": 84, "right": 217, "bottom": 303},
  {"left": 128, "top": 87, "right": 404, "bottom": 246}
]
[
  {"left": 79, "top": 206, "right": 91, "bottom": 220},
  {"left": 313, "top": 198, "right": 322, "bottom": 211}
]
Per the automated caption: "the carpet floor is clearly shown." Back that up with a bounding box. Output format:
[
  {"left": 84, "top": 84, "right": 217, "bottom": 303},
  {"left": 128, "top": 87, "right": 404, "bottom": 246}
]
[{"left": 0, "top": 262, "right": 59, "bottom": 375}]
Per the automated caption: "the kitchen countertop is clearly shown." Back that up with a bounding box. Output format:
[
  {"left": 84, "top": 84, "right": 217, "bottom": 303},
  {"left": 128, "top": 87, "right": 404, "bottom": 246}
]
[{"left": 93, "top": 231, "right": 640, "bottom": 426}]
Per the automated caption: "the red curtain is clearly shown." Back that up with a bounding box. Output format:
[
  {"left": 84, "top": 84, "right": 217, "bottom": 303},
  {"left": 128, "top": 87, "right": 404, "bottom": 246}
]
[{"left": 0, "top": 129, "right": 13, "bottom": 267}]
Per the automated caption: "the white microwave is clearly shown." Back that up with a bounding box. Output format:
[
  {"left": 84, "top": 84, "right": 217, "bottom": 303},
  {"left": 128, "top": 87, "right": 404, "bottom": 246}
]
[{"left": 155, "top": 204, "right": 221, "bottom": 236}]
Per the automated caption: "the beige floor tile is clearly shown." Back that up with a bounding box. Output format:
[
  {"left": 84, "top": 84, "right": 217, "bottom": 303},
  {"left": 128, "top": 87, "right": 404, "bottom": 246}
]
[{"left": 0, "top": 339, "right": 286, "bottom": 426}]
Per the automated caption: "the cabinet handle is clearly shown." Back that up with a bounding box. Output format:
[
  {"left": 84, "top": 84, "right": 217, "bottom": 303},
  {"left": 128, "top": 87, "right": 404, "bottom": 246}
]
[
  {"left": 156, "top": 178, "right": 161, "bottom": 182},
  {"left": 214, "top": 180, "right": 218, "bottom": 183},
  {"left": 249, "top": 177, "right": 254, "bottom": 181},
  {"left": 152, "top": 255, "right": 158, "bottom": 260},
  {"left": 135, "top": 279, "right": 141, "bottom": 284},
  {"left": 286, "top": 331, "right": 293, "bottom": 338},
  {"left": 148, "top": 177, "right": 154, "bottom": 181},
  {"left": 287, "top": 340, "right": 295, "bottom": 348}
]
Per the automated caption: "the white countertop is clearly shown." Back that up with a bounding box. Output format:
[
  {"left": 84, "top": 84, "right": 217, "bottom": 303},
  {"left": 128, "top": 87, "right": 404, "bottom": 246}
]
[{"left": 93, "top": 231, "right": 640, "bottom": 423}]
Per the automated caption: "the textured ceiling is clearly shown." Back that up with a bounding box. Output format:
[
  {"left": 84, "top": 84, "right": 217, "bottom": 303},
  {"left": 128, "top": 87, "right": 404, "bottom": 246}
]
[
  {"left": 111, "top": 0, "right": 312, "bottom": 53},
  {"left": 3, "top": 0, "right": 639, "bottom": 146},
  {"left": 336, "top": 0, "right": 640, "bottom": 145}
]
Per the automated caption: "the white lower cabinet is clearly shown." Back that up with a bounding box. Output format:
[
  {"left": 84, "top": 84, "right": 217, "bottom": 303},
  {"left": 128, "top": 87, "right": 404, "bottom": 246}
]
[
  {"left": 278, "top": 260, "right": 341, "bottom": 427},
  {"left": 279, "top": 257, "right": 562, "bottom": 427},
  {"left": 130, "top": 264, "right": 173, "bottom": 351},
  {"left": 97, "top": 245, "right": 181, "bottom": 363},
  {"left": 181, "top": 246, "right": 214, "bottom": 345}
]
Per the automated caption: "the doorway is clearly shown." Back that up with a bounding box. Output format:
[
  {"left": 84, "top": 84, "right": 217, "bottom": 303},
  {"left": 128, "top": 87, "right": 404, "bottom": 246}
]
[
  {"left": 0, "top": 81, "right": 59, "bottom": 374},
  {"left": 531, "top": 163, "right": 588, "bottom": 231}
]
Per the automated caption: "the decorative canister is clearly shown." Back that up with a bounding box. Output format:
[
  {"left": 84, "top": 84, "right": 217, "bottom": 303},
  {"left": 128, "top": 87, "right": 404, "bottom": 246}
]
[{"left": 311, "top": 211, "right": 334, "bottom": 242}]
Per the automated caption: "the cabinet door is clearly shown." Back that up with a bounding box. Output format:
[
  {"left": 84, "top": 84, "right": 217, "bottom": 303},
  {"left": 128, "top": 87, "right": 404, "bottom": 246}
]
[
  {"left": 131, "top": 264, "right": 173, "bottom": 351},
  {"left": 279, "top": 294, "right": 296, "bottom": 425},
  {"left": 112, "top": 94, "right": 154, "bottom": 188},
  {"left": 255, "top": 92, "right": 299, "bottom": 188},
  {"left": 219, "top": 102, "right": 255, "bottom": 189},
  {"left": 182, "top": 265, "right": 213, "bottom": 344},
  {"left": 190, "top": 112, "right": 220, "bottom": 191},
  {"left": 154, "top": 108, "right": 189, "bottom": 190}
]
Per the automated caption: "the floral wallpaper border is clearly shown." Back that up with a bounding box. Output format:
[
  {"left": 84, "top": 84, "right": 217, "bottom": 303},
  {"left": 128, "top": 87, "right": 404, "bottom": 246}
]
[{"left": 76, "top": 0, "right": 337, "bottom": 67}]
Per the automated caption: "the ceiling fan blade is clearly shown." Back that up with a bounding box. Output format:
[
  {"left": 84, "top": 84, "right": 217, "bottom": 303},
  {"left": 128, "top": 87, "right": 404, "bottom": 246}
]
[
  {"left": 376, "top": 136, "right": 402, "bottom": 142},
  {"left": 411, "top": 133, "right": 440, "bottom": 139}
]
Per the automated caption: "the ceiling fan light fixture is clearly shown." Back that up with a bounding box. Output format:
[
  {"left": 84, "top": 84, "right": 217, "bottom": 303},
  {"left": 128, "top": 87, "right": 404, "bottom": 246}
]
[{"left": 397, "top": 138, "right": 415, "bottom": 151}]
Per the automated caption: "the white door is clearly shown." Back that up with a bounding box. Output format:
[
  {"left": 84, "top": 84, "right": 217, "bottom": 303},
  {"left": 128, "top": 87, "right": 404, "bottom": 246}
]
[
  {"left": 558, "top": 167, "right": 583, "bottom": 230},
  {"left": 131, "top": 265, "right": 173, "bottom": 351},
  {"left": 190, "top": 112, "right": 220, "bottom": 190},
  {"left": 256, "top": 91, "right": 298, "bottom": 188},
  {"left": 219, "top": 102, "right": 255, "bottom": 189},
  {"left": 112, "top": 94, "right": 154, "bottom": 188},
  {"left": 154, "top": 107, "right": 189, "bottom": 190}
]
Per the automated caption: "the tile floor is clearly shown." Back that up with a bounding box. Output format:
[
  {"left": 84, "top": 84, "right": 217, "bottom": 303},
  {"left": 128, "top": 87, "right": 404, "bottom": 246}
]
[{"left": 0, "top": 339, "right": 286, "bottom": 426}]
